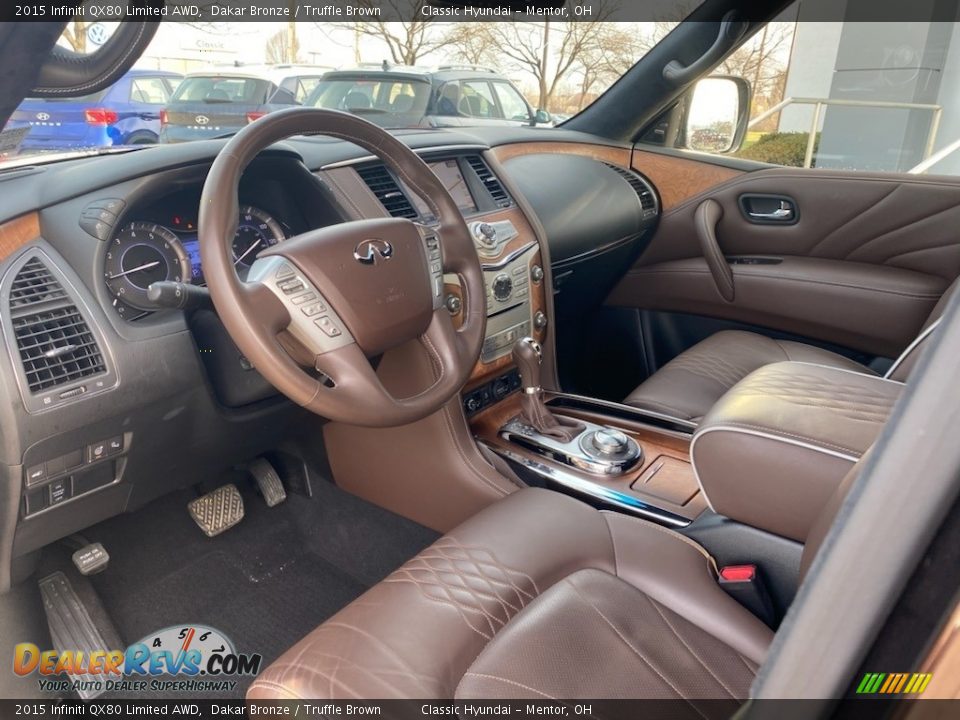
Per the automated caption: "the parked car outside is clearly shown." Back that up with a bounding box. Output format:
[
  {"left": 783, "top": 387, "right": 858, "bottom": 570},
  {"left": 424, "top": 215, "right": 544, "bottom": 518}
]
[
  {"left": 5, "top": 69, "right": 181, "bottom": 151},
  {"left": 305, "top": 64, "right": 553, "bottom": 129},
  {"left": 159, "top": 64, "right": 332, "bottom": 143}
]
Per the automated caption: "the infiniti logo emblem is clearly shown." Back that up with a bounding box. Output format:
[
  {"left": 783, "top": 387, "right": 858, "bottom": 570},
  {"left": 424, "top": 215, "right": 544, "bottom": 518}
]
[{"left": 354, "top": 239, "right": 393, "bottom": 265}]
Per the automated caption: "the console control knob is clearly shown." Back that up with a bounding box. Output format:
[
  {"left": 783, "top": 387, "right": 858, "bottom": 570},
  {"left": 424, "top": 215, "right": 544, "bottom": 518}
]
[
  {"left": 492, "top": 273, "right": 513, "bottom": 301},
  {"left": 472, "top": 222, "right": 498, "bottom": 248},
  {"left": 593, "top": 428, "right": 630, "bottom": 456},
  {"left": 533, "top": 311, "right": 548, "bottom": 330},
  {"left": 445, "top": 293, "right": 462, "bottom": 315},
  {"left": 530, "top": 264, "right": 544, "bottom": 283}
]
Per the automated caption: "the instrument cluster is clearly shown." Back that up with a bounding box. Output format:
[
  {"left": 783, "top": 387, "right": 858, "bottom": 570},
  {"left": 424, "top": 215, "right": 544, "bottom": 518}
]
[{"left": 103, "top": 206, "right": 287, "bottom": 320}]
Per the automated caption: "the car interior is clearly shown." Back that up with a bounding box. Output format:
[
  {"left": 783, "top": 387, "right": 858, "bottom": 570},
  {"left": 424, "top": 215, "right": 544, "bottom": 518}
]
[{"left": 1, "top": 0, "right": 959, "bottom": 709}]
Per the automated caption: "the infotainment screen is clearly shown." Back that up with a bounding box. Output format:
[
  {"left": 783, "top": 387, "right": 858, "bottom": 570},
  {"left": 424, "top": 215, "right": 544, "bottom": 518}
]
[{"left": 409, "top": 159, "right": 477, "bottom": 218}]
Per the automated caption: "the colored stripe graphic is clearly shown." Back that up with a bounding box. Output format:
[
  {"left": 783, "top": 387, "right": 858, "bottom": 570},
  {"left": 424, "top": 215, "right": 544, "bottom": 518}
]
[{"left": 857, "top": 672, "right": 932, "bottom": 694}]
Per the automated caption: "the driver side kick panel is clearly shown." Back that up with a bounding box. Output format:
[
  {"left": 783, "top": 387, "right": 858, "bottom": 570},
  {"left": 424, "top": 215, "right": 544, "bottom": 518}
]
[{"left": 609, "top": 165, "right": 960, "bottom": 358}]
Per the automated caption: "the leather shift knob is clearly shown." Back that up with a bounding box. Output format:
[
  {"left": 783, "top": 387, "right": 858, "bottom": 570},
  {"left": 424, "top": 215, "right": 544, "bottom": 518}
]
[{"left": 512, "top": 337, "right": 543, "bottom": 392}]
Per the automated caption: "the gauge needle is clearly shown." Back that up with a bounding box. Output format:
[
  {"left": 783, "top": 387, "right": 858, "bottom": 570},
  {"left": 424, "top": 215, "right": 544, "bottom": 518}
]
[
  {"left": 234, "top": 239, "right": 262, "bottom": 266},
  {"left": 107, "top": 260, "right": 160, "bottom": 280}
]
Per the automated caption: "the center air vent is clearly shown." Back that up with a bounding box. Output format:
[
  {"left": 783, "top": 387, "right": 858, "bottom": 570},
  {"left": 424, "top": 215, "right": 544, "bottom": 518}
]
[
  {"left": 13, "top": 306, "right": 106, "bottom": 393},
  {"left": 465, "top": 155, "right": 512, "bottom": 208},
  {"left": 603, "top": 163, "right": 659, "bottom": 219},
  {"left": 4, "top": 254, "right": 113, "bottom": 411},
  {"left": 356, "top": 165, "right": 418, "bottom": 219}
]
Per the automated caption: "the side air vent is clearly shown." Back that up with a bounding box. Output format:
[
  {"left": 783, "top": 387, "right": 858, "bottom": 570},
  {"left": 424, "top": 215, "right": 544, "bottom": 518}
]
[
  {"left": 9, "top": 257, "right": 69, "bottom": 308},
  {"left": 3, "top": 254, "right": 114, "bottom": 411},
  {"left": 603, "top": 163, "right": 659, "bottom": 219},
  {"left": 356, "top": 165, "right": 418, "bottom": 219},
  {"left": 465, "top": 155, "right": 512, "bottom": 208},
  {"left": 13, "top": 306, "right": 106, "bottom": 393}
]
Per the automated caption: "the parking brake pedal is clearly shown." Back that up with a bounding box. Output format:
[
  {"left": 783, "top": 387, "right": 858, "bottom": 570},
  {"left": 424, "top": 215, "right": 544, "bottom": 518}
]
[
  {"left": 188, "top": 483, "right": 245, "bottom": 537},
  {"left": 248, "top": 457, "right": 287, "bottom": 507}
]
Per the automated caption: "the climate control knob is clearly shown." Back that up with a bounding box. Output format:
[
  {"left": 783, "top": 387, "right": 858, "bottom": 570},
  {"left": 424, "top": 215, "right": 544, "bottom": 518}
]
[{"left": 492, "top": 273, "right": 513, "bottom": 302}]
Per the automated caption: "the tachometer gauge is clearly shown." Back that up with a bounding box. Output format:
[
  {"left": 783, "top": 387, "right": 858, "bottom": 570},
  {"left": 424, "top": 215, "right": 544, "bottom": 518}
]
[
  {"left": 232, "top": 206, "right": 286, "bottom": 269},
  {"left": 104, "top": 222, "right": 190, "bottom": 312}
]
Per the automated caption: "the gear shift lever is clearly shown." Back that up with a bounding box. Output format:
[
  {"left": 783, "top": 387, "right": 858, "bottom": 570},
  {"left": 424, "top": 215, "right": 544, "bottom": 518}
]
[{"left": 512, "top": 337, "right": 584, "bottom": 442}]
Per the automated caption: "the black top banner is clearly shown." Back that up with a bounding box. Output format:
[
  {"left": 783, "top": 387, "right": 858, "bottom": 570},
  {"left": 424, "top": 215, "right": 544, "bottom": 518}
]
[{"left": 4, "top": 0, "right": 960, "bottom": 24}]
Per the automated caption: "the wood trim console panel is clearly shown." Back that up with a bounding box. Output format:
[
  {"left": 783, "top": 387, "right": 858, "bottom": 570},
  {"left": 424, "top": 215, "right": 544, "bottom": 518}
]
[{"left": 0, "top": 214, "right": 40, "bottom": 263}]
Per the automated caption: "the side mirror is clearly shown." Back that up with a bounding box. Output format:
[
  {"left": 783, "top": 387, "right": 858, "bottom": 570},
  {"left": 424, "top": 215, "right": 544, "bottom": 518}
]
[
  {"left": 533, "top": 109, "right": 552, "bottom": 125},
  {"left": 683, "top": 76, "right": 751, "bottom": 153}
]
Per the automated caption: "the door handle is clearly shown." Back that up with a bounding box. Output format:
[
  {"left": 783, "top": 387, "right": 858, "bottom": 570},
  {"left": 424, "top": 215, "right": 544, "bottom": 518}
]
[
  {"left": 739, "top": 194, "right": 798, "bottom": 224},
  {"left": 749, "top": 203, "right": 794, "bottom": 221},
  {"left": 695, "top": 198, "right": 735, "bottom": 302}
]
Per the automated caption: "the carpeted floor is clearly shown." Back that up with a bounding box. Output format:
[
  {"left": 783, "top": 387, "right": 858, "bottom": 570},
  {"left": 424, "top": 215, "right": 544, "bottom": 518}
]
[{"left": 50, "top": 478, "right": 438, "bottom": 698}]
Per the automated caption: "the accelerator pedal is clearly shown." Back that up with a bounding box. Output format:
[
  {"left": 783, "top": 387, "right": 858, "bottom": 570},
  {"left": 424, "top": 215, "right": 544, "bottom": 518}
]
[
  {"left": 248, "top": 457, "right": 287, "bottom": 507},
  {"left": 38, "top": 572, "right": 114, "bottom": 700},
  {"left": 188, "top": 483, "right": 244, "bottom": 537}
]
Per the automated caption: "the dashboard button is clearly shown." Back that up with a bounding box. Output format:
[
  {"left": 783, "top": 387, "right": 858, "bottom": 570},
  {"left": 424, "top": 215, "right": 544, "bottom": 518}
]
[
  {"left": 87, "top": 441, "right": 108, "bottom": 464},
  {"left": 62, "top": 449, "right": 84, "bottom": 471},
  {"left": 49, "top": 478, "right": 71, "bottom": 506},
  {"left": 25, "top": 463, "right": 47, "bottom": 486},
  {"left": 106, "top": 436, "right": 124, "bottom": 456}
]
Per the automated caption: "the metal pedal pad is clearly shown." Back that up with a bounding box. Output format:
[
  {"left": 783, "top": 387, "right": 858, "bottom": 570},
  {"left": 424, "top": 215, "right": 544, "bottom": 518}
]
[
  {"left": 248, "top": 457, "right": 287, "bottom": 507},
  {"left": 188, "top": 483, "right": 245, "bottom": 537}
]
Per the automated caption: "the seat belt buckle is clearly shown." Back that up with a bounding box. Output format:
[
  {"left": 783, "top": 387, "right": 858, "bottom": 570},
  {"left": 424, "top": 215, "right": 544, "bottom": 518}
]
[{"left": 718, "top": 564, "right": 776, "bottom": 628}]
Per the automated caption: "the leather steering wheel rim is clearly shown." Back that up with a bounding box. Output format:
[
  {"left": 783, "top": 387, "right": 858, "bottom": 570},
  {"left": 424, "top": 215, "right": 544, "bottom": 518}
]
[{"left": 198, "top": 108, "right": 486, "bottom": 427}]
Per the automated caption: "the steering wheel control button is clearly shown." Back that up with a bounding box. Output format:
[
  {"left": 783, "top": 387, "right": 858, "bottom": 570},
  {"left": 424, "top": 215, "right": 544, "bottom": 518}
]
[
  {"left": 278, "top": 278, "right": 306, "bottom": 295},
  {"left": 275, "top": 263, "right": 295, "bottom": 280},
  {"left": 314, "top": 316, "right": 342, "bottom": 338},
  {"left": 301, "top": 303, "right": 324, "bottom": 317},
  {"left": 291, "top": 292, "right": 316, "bottom": 305}
]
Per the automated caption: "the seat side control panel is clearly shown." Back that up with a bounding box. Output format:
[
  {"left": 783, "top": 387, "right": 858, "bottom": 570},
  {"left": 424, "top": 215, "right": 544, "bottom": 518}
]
[{"left": 22, "top": 434, "right": 128, "bottom": 517}]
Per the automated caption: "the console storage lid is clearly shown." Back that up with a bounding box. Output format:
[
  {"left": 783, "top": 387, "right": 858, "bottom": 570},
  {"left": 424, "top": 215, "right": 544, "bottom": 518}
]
[{"left": 691, "top": 362, "right": 902, "bottom": 541}]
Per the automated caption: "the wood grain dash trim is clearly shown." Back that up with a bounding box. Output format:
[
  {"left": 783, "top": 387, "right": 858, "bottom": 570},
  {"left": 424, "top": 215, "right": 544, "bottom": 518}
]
[
  {"left": 631, "top": 150, "right": 743, "bottom": 212},
  {"left": 0, "top": 213, "right": 40, "bottom": 263}
]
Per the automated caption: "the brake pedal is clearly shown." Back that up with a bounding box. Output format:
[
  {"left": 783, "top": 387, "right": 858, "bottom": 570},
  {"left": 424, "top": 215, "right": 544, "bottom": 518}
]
[
  {"left": 188, "top": 483, "right": 245, "bottom": 537},
  {"left": 248, "top": 457, "right": 287, "bottom": 507}
]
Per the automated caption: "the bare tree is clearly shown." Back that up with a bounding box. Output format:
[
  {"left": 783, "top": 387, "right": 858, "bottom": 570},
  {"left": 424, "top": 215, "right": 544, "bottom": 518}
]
[
  {"left": 718, "top": 22, "right": 795, "bottom": 128},
  {"left": 344, "top": 1, "right": 452, "bottom": 66},
  {"left": 266, "top": 23, "right": 301, "bottom": 64},
  {"left": 59, "top": 21, "right": 87, "bottom": 53},
  {"left": 443, "top": 23, "right": 499, "bottom": 67},
  {"left": 474, "top": 1, "right": 618, "bottom": 111}
]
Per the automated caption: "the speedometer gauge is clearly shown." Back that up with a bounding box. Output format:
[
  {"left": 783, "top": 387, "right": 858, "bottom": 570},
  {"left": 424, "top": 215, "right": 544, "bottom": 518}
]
[
  {"left": 104, "top": 222, "right": 190, "bottom": 312},
  {"left": 232, "top": 206, "right": 286, "bottom": 269}
]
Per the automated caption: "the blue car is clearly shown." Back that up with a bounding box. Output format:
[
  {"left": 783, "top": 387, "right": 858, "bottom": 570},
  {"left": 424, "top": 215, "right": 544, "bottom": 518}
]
[{"left": 7, "top": 69, "right": 182, "bottom": 152}]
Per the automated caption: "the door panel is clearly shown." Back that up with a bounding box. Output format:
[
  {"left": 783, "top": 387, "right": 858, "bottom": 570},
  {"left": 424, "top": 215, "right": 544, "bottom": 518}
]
[{"left": 609, "top": 162, "right": 960, "bottom": 356}]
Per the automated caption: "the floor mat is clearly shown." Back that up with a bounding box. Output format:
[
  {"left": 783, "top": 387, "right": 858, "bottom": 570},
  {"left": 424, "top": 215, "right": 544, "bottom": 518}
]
[{"left": 68, "top": 479, "right": 438, "bottom": 698}]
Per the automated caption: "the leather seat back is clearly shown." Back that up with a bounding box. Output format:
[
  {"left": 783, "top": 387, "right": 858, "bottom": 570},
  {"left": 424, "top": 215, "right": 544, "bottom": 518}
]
[{"left": 888, "top": 277, "right": 957, "bottom": 381}]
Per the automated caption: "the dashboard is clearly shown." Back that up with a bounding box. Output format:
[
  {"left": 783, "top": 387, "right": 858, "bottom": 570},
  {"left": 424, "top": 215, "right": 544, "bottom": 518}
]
[{"left": 0, "top": 126, "right": 660, "bottom": 592}]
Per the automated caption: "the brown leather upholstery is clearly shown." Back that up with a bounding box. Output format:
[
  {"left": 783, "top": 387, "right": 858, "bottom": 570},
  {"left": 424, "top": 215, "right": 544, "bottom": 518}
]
[
  {"left": 246, "top": 488, "right": 772, "bottom": 700},
  {"left": 691, "top": 363, "right": 900, "bottom": 541},
  {"left": 625, "top": 277, "right": 956, "bottom": 422},
  {"left": 624, "top": 330, "right": 870, "bottom": 423}
]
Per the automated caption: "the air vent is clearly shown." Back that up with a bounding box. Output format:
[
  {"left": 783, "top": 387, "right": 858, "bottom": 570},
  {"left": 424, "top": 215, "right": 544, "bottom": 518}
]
[
  {"left": 603, "top": 163, "right": 658, "bottom": 217},
  {"left": 13, "top": 306, "right": 106, "bottom": 393},
  {"left": 356, "top": 165, "right": 418, "bottom": 219},
  {"left": 9, "top": 257, "right": 68, "bottom": 308},
  {"left": 465, "top": 155, "right": 511, "bottom": 208}
]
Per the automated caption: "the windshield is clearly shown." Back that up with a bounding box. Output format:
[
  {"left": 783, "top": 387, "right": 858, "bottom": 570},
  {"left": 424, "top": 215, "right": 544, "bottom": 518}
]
[{"left": 0, "top": 18, "right": 684, "bottom": 165}]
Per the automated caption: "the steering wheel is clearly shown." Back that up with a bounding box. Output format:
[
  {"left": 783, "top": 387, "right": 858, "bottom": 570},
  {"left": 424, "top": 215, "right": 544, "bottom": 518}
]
[{"left": 198, "top": 108, "right": 486, "bottom": 427}]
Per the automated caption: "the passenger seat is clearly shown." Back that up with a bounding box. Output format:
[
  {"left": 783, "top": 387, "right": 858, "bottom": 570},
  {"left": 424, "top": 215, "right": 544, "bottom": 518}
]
[{"left": 625, "top": 278, "right": 956, "bottom": 423}]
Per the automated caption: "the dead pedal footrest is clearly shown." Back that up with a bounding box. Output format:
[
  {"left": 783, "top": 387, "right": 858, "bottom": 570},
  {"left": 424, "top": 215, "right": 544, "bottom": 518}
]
[
  {"left": 248, "top": 457, "right": 287, "bottom": 507},
  {"left": 188, "top": 483, "right": 244, "bottom": 537}
]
